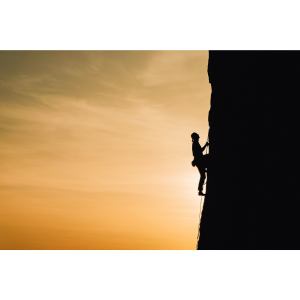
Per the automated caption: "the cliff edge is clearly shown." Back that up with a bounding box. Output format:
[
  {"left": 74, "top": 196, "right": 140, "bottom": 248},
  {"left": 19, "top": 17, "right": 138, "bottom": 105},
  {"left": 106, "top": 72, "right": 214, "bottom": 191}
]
[{"left": 198, "top": 51, "right": 300, "bottom": 249}]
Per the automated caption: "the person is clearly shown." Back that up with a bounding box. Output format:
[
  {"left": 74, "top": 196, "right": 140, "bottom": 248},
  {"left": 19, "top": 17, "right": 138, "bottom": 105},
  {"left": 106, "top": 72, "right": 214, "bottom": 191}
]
[{"left": 191, "top": 132, "right": 209, "bottom": 196}]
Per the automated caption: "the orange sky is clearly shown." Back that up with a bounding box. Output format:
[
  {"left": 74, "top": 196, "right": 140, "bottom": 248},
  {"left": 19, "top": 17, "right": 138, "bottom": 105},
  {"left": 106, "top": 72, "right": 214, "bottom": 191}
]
[{"left": 0, "top": 51, "right": 210, "bottom": 249}]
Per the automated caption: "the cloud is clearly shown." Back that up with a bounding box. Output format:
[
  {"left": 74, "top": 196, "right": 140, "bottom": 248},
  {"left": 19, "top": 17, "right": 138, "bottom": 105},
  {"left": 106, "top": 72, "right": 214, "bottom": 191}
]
[
  {"left": 0, "top": 52, "right": 116, "bottom": 109},
  {"left": 0, "top": 51, "right": 210, "bottom": 184},
  {"left": 0, "top": 51, "right": 210, "bottom": 249},
  {"left": 136, "top": 51, "right": 209, "bottom": 87}
]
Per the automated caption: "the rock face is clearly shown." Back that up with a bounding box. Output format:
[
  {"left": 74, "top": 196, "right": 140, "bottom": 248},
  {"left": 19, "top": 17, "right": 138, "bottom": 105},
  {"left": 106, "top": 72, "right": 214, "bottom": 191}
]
[{"left": 198, "top": 51, "right": 300, "bottom": 249}]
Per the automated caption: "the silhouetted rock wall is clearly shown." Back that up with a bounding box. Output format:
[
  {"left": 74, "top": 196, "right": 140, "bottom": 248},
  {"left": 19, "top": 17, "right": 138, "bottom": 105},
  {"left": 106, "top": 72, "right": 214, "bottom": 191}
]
[{"left": 198, "top": 51, "right": 300, "bottom": 249}]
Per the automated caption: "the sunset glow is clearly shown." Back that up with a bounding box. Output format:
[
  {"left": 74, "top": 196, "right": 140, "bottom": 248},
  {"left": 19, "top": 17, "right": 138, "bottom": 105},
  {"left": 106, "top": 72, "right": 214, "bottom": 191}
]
[{"left": 0, "top": 51, "right": 210, "bottom": 249}]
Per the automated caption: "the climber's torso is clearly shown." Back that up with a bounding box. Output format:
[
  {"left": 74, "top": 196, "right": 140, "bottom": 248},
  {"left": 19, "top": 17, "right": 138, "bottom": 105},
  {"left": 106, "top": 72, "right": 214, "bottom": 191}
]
[{"left": 192, "top": 141, "right": 204, "bottom": 165}]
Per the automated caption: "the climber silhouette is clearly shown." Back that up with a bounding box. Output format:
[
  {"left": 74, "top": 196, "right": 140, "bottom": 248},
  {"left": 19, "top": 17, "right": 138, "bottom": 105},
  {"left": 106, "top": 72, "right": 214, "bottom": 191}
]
[{"left": 191, "top": 132, "right": 209, "bottom": 196}]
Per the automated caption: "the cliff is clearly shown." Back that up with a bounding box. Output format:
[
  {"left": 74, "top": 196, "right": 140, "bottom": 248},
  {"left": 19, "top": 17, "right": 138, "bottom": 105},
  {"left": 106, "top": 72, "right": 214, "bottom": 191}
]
[{"left": 198, "top": 51, "right": 300, "bottom": 249}]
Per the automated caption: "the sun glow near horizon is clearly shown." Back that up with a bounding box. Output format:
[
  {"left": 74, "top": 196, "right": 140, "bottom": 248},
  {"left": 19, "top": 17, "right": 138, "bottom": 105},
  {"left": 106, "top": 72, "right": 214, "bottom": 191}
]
[{"left": 0, "top": 51, "right": 210, "bottom": 249}]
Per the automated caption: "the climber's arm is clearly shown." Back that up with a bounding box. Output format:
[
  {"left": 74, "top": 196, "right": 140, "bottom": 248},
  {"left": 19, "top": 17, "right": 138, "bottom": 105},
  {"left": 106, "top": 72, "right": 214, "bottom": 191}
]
[{"left": 201, "top": 142, "right": 209, "bottom": 152}]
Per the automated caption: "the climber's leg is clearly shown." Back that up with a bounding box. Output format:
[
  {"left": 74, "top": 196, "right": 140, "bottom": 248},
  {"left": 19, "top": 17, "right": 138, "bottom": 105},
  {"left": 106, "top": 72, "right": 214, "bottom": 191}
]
[{"left": 197, "top": 165, "right": 206, "bottom": 193}]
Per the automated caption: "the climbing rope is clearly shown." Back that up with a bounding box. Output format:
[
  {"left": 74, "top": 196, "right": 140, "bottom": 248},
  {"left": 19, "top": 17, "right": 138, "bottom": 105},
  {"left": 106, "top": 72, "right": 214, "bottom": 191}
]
[
  {"left": 204, "top": 135, "right": 209, "bottom": 185},
  {"left": 206, "top": 134, "right": 209, "bottom": 154},
  {"left": 196, "top": 194, "right": 205, "bottom": 248},
  {"left": 196, "top": 133, "right": 210, "bottom": 248},
  {"left": 196, "top": 179, "right": 207, "bottom": 248}
]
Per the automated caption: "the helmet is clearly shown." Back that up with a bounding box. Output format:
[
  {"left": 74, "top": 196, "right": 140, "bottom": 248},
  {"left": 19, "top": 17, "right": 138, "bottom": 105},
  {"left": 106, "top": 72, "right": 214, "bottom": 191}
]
[{"left": 191, "top": 132, "right": 199, "bottom": 140}]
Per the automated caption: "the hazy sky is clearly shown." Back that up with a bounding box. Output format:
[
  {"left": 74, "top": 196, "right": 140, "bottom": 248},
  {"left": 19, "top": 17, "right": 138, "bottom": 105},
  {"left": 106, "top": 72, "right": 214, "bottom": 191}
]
[{"left": 0, "top": 51, "right": 210, "bottom": 249}]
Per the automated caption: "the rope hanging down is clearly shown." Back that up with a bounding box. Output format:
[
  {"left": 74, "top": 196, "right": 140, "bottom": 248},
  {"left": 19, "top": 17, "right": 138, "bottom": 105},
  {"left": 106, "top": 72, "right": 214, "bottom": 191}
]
[
  {"left": 196, "top": 133, "right": 209, "bottom": 248},
  {"left": 196, "top": 185, "right": 206, "bottom": 247}
]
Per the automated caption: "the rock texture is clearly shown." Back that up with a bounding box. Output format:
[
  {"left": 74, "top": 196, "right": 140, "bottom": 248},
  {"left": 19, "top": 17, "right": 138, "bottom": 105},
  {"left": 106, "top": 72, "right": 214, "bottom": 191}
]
[{"left": 198, "top": 51, "right": 300, "bottom": 249}]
